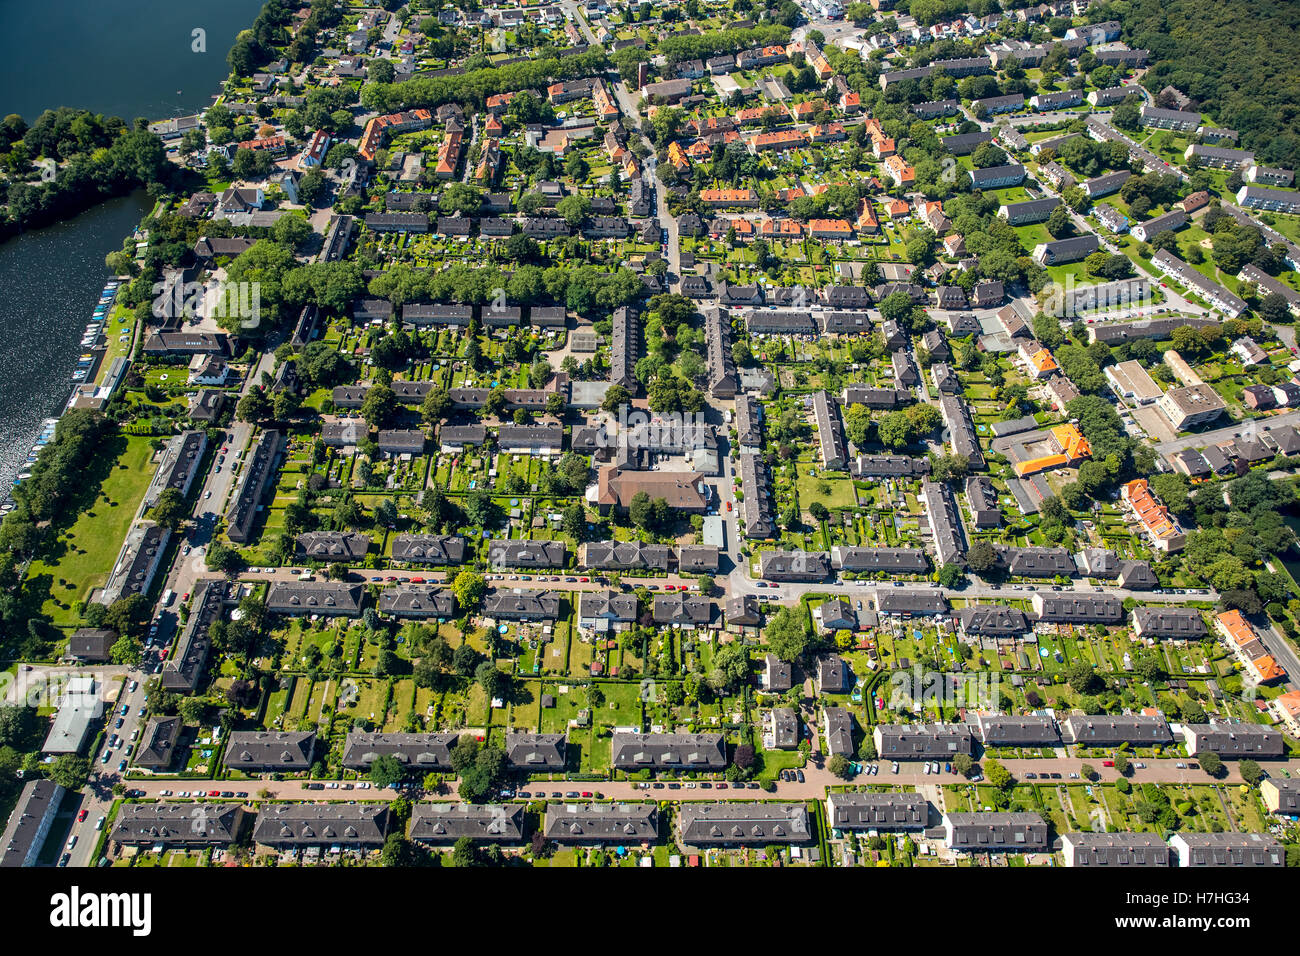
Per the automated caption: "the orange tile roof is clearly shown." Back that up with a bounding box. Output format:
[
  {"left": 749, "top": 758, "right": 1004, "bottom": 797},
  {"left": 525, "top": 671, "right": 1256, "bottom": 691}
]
[
  {"left": 760, "top": 219, "right": 802, "bottom": 237},
  {"left": 752, "top": 130, "right": 808, "bottom": 149},
  {"left": 1254, "top": 655, "right": 1286, "bottom": 683},
  {"left": 1216, "top": 609, "right": 1255, "bottom": 647},
  {"left": 1275, "top": 689, "right": 1300, "bottom": 719},
  {"left": 809, "top": 218, "right": 852, "bottom": 235},
  {"left": 700, "top": 188, "right": 757, "bottom": 203},
  {"left": 1029, "top": 348, "right": 1059, "bottom": 373},
  {"left": 1051, "top": 423, "right": 1091, "bottom": 460},
  {"left": 856, "top": 199, "right": 879, "bottom": 232},
  {"left": 1123, "top": 479, "right": 1180, "bottom": 542}
]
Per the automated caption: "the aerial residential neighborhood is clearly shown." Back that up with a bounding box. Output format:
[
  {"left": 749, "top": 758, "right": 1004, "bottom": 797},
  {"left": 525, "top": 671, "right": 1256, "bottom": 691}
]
[{"left": 3, "top": 0, "right": 1300, "bottom": 892}]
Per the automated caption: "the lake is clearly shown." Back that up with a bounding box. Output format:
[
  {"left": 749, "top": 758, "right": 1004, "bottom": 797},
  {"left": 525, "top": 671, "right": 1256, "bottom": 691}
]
[{"left": 0, "top": 0, "right": 267, "bottom": 488}]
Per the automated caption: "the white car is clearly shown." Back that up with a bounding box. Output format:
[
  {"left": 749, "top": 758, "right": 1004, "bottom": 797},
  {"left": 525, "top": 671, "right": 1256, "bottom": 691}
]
[
  {"left": 204, "top": 490, "right": 212, "bottom": 499},
  {"left": 95, "top": 816, "right": 106, "bottom": 831}
]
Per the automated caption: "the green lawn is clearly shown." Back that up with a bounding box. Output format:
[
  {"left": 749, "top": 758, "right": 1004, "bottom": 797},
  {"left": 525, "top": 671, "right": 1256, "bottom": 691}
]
[{"left": 25, "top": 435, "right": 159, "bottom": 627}]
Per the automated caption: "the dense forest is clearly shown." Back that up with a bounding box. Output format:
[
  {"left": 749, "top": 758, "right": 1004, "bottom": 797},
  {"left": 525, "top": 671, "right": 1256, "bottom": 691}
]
[{"left": 1098, "top": 0, "right": 1300, "bottom": 170}]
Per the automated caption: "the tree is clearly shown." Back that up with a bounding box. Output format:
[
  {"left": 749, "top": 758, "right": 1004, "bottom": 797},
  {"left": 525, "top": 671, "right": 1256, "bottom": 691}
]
[
  {"left": 48, "top": 754, "right": 90, "bottom": 790},
  {"left": 1113, "top": 753, "right": 1130, "bottom": 776},
  {"left": 368, "top": 753, "right": 405, "bottom": 788},
  {"left": 765, "top": 605, "right": 811, "bottom": 661},
  {"left": 628, "top": 491, "right": 655, "bottom": 530},
  {"left": 1239, "top": 759, "right": 1263, "bottom": 787},
  {"left": 934, "top": 564, "right": 962, "bottom": 588},
  {"left": 452, "top": 570, "right": 487, "bottom": 610},
  {"left": 1080, "top": 763, "right": 1096, "bottom": 781},
  {"left": 985, "top": 759, "right": 1014, "bottom": 790},
  {"left": 1067, "top": 661, "right": 1102, "bottom": 695},
  {"left": 109, "top": 635, "right": 143, "bottom": 667},
  {"left": 952, "top": 753, "right": 973, "bottom": 777},
  {"left": 808, "top": 501, "right": 830, "bottom": 522},
  {"left": 1199, "top": 751, "right": 1224, "bottom": 777},
  {"left": 150, "top": 487, "right": 189, "bottom": 530},
  {"left": 828, "top": 753, "right": 852, "bottom": 779},
  {"left": 966, "top": 540, "right": 998, "bottom": 575}
]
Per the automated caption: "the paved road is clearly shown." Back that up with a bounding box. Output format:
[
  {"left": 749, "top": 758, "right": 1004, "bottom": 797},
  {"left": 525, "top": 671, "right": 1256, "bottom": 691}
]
[
  {"left": 101, "top": 755, "right": 1300, "bottom": 812},
  {"left": 1153, "top": 409, "right": 1300, "bottom": 454}
]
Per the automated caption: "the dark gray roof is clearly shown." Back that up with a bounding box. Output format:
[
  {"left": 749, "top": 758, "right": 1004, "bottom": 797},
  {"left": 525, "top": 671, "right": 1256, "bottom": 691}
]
[
  {"left": 875, "top": 589, "right": 950, "bottom": 615},
  {"left": 759, "top": 550, "right": 831, "bottom": 581},
  {"left": 945, "top": 812, "right": 1049, "bottom": 851},
  {"left": 998, "top": 545, "right": 1075, "bottom": 577},
  {"left": 376, "top": 586, "right": 457, "bottom": 619},
  {"left": 610, "top": 732, "right": 726, "bottom": 769},
  {"left": 957, "top": 605, "right": 1028, "bottom": 636},
  {"left": 408, "top": 803, "right": 525, "bottom": 843},
  {"left": 342, "top": 731, "right": 458, "bottom": 769},
  {"left": 484, "top": 588, "right": 561, "bottom": 620},
  {"left": 543, "top": 803, "right": 659, "bottom": 843},
  {"left": 390, "top": 534, "right": 466, "bottom": 565},
  {"left": 577, "top": 589, "right": 638, "bottom": 623},
  {"left": 223, "top": 731, "right": 316, "bottom": 770},
  {"left": 817, "top": 655, "right": 853, "bottom": 693},
  {"left": 295, "top": 531, "right": 371, "bottom": 561},
  {"left": 67, "top": 628, "right": 115, "bottom": 662},
  {"left": 505, "top": 732, "right": 567, "bottom": 770},
  {"left": 0, "top": 780, "right": 64, "bottom": 867},
  {"left": 111, "top": 803, "right": 244, "bottom": 845},
  {"left": 678, "top": 545, "right": 720, "bottom": 572},
  {"left": 831, "top": 547, "right": 929, "bottom": 573},
  {"left": 266, "top": 581, "right": 364, "bottom": 617},
  {"left": 581, "top": 540, "right": 671, "bottom": 571},
  {"left": 652, "top": 593, "right": 714, "bottom": 626},
  {"left": 1172, "top": 832, "right": 1283, "bottom": 867},
  {"left": 678, "top": 803, "right": 811, "bottom": 846},
  {"left": 135, "top": 716, "right": 183, "bottom": 769},
  {"left": 488, "top": 539, "right": 567, "bottom": 569},
  {"left": 162, "top": 578, "right": 227, "bottom": 692},
  {"left": 875, "top": 723, "right": 975, "bottom": 758},
  {"left": 975, "top": 714, "right": 1059, "bottom": 746},
  {"left": 827, "top": 792, "right": 929, "bottom": 830},
  {"left": 252, "top": 803, "right": 389, "bottom": 847},
  {"left": 1131, "top": 606, "right": 1206, "bottom": 639},
  {"left": 1183, "top": 723, "right": 1285, "bottom": 757},
  {"left": 1033, "top": 593, "right": 1123, "bottom": 623},
  {"left": 1060, "top": 715, "right": 1172, "bottom": 746},
  {"left": 1062, "top": 832, "right": 1171, "bottom": 867}
]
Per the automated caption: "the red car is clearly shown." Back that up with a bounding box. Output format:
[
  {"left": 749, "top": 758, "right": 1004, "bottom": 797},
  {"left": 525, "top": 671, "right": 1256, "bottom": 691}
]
[
  {"left": 77, "top": 809, "right": 88, "bottom": 822},
  {"left": 579, "top": 576, "right": 589, "bottom": 582},
  {"left": 207, "top": 790, "right": 221, "bottom": 797},
  {"left": 410, "top": 577, "right": 426, "bottom": 584},
  {"left": 581, "top": 791, "right": 593, "bottom": 798},
  {"left": 1102, "top": 760, "right": 1114, "bottom": 768},
  {"left": 726, "top": 501, "right": 732, "bottom": 512}
]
